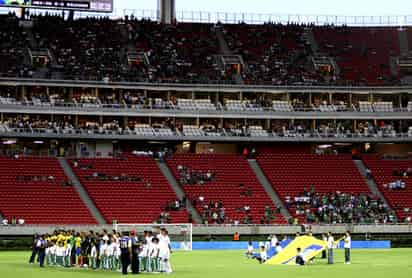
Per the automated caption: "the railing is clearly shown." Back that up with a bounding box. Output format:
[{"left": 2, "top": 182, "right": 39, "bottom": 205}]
[
  {"left": 1, "top": 100, "right": 412, "bottom": 118},
  {"left": 0, "top": 126, "right": 411, "bottom": 142},
  {"left": 1, "top": 77, "right": 412, "bottom": 92},
  {"left": 2, "top": 7, "right": 412, "bottom": 26},
  {"left": 0, "top": 223, "right": 411, "bottom": 236}
]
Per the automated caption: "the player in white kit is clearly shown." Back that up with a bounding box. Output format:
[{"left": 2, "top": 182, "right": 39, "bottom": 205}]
[{"left": 157, "top": 228, "right": 172, "bottom": 273}]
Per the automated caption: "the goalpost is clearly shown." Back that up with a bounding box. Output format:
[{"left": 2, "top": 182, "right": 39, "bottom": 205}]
[{"left": 113, "top": 223, "right": 193, "bottom": 251}]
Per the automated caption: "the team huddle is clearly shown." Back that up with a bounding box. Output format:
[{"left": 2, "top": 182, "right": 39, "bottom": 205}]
[{"left": 29, "top": 228, "right": 173, "bottom": 275}]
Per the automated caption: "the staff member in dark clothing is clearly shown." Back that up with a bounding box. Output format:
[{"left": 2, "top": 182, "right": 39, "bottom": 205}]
[
  {"left": 37, "top": 235, "right": 47, "bottom": 268},
  {"left": 295, "top": 247, "right": 305, "bottom": 265},
  {"left": 130, "top": 231, "right": 140, "bottom": 274},
  {"left": 120, "top": 232, "right": 132, "bottom": 275},
  {"left": 80, "top": 233, "right": 91, "bottom": 267},
  {"left": 321, "top": 234, "right": 327, "bottom": 259},
  {"left": 29, "top": 234, "right": 39, "bottom": 264}
]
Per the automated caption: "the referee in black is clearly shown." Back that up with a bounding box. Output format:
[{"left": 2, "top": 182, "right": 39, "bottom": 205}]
[
  {"left": 120, "top": 231, "right": 132, "bottom": 275},
  {"left": 29, "top": 233, "right": 39, "bottom": 264}
]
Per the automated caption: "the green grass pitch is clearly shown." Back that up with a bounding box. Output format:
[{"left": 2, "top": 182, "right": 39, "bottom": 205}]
[{"left": 0, "top": 249, "right": 411, "bottom": 278}]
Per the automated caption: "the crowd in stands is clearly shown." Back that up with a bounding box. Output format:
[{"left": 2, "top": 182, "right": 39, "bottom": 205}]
[
  {"left": 0, "top": 13, "right": 405, "bottom": 85},
  {"left": 1, "top": 116, "right": 412, "bottom": 140},
  {"left": 2, "top": 217, "right": 25, "bottom": 226},
  {"left": 194, "top": 199, "right": 226, "bottom": 224},
  {"left": 260, "top": 205, "right": 280, "bottom": 224},
  {"left": 383, "top": 170, "right": 409, "bottom": 193},
  {"left": 15, "top": 174, "right": 71, "bottom": 186},
  {"left": 127, "top": 20, "right": 225, "bottom": 83},
  {"left": 392, "top": 168, "right": 412, "bottom": 177},
  {"left": 165, "top": 199, "right": 186, "bottom": 212},
  {"left": 176, "top": 165, "right": 216, "bottom": 185},
  {"left": 0, "top": 14, "right": 32, "bottom": 78},
  {"left": 285, "top": 188, "right": 397, "bottom": 224},
  {"left": 84, "top": 172, "right": 142, "bottom": 182},
  {"left": 156, "top": 198, "right": 187, "bottom": 224},
  {"left": 384, "top": 180, "right": 407, "bottom": 190}
]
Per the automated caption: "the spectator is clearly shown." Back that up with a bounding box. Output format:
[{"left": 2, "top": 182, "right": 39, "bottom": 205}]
[
  {"left": 365, "top": 168, "right": 372, "bottom": 179},
  {"left": 233, "top": 232, "right": 240, "bottom": 241}
]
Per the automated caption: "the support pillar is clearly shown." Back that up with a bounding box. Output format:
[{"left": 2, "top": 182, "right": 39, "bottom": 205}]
[{"left": 158, "top": 0, "right": 176, "bottom": 24}]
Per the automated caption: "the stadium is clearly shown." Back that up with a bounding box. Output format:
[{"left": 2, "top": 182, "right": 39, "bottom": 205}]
[{"left": 0, "top": 0, "right": 411, "bottom": 277}]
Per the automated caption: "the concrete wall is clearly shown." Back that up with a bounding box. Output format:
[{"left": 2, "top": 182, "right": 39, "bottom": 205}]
[
  {"left": 96, "top": 141, "right": 113, "bottom": 157},
  {"left": 1, "top": 224, "right": 411, "bottom": 236}
]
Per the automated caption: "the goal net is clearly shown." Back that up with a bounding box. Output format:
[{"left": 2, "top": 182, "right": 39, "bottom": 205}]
[{"left": 113, "top": 223, "right": 193, "bottom": 251}]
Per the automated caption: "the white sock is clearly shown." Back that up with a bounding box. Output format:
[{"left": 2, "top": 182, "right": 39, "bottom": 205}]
[{"left": 166, "top": 261, "right": 172, "bottom": 273}]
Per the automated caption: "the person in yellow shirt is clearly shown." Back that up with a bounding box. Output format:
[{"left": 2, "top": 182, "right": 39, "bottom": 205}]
[
  {"left": 63, "top": 232, "right": 71, "bottom": 249},
  {"left": 75, "top": 233, "right": 82, "bottom": 267},
  {"left": 56, "top": 232, "right": 65, "bottom": 246}
]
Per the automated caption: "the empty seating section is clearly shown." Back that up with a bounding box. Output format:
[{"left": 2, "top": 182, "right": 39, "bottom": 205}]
[
  {"left": 358, "top": 101, "right": 394, "bottom": 112},
  {"left": 256, "top": 154, "right": 372, "bottom": 222},
  {"left": 315, "top": 103, "right": 336, "bottom": 112},
  {"left": 71, "top": 156, "right": 187, "bottom": 223},
  {"left": 358, "top": 101, "right": 374, "bottom": 112},
  {"left": 314, "top": 27, "right": 400, "bottom": 85},
  {"left": 225, "top": 100, "right": 244, "bottom": 111},
  {"left": 224, "top": 100, "right": 263, "bottom": 112},
  {"left": 166, "top": 154, "right": 285, "bottom": 224},
  {"left": 249, "top": 126, "right": 269, "bottom": 137},
  {"left": 0, "top": 96, "right": 20, "bottom": 105},
  {"left": 373, "top": 102, "right": 394, "bottom": 112},
  {"left": 362, "top": 155, "right": 412, "bottom": 220},
  {"left": 272, "top": 101, "right": 294, "bottom": 112},
  {"left": 183, "top": 125, "right": 205, "bottom": 137},
  {"left": 177, "top": 99, "right": 216, "bottom": 110},
  {"left": 131, "top": 124, "right": 173, "bottom": 137},
  {"left": 0, "top": 157, "right": 95, "bottom": 224}
]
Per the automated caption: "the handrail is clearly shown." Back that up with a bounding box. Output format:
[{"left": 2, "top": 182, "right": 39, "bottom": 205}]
[
  {"left": 1, "top": 77, "right": 412, "bottom": 92},
  {"left": 2, "top": 7, "right": 412, "bottom": 26},
  {"left": 0, "top": 126, "right": 410, "bottom": 140}
]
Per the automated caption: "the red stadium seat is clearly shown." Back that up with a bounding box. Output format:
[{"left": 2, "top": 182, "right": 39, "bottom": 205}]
[
  {"left": 70, "top": 156, "right": 188, "bottom": 224},
  {"left": 0, "top": 157, "right": 96, "bottom": 224},
  {"left": 166, "top": 154, "right": 286, "bottom": 224},
  {"left": 362, "top": 155, "right": 412, "bottom": 220}
]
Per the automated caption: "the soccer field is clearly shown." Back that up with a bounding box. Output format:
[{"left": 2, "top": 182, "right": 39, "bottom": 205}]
[{"left": 0, "top": 249, "right": 411, "bottom": 278}]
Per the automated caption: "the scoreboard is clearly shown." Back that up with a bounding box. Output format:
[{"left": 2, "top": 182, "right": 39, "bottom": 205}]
[{"left": 0, "top": 0, "right": 113, "bottom": 12}]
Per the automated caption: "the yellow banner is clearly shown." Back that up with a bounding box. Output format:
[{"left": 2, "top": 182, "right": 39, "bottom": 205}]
[{"left": 266, "top": 236, "right": 327, "bottom": 265}]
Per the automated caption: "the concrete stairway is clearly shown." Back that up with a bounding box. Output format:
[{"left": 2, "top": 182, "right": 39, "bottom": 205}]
[
  {"left": 248, "top": 159, "right": 292, "bottom": 221},
  {"left": 157, "top": 161, "right": 202, "bottom": 224},
  {"left": 303, "top": 28, "right": 319, "bottom": 53},
  {"left": 399, "top": 28, "right": 409, "bottom": 56},
  {"left": 216, "top": 26, "right": 244, "bottom": 84},
  {"left": 390, "top": 56, "right": 399, "bottom": 77},
  {"left": 57, "top": 158, "right": 106, "bottom": 224},
  {"left": 353, "top": 159, "right": 391, "bottom": 207},
  {"left": 215, "top": 26, "right": 232, "bottom": 55}
]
